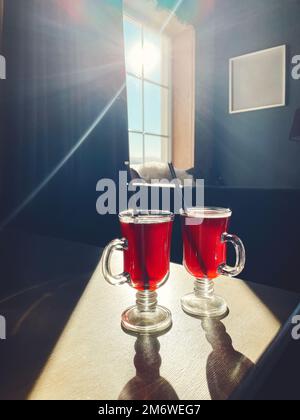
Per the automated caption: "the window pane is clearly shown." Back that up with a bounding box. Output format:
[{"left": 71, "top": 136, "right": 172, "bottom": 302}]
[
  {"left": 144, "top": 82, "right": 169, "bottom": 136},
  {"left": 123, "top": 18, "right": 142, "bottom": 77},
  {"left": 145, "top": 135, "right": 168, "bottom": 163},
  {"left": 126, "top": 75, "right": 143, "bottom": 131},
  {"left": 129, "top": 133, "right": 143, "bottom": 164},
  {"left": 144, "top": 29, "right": 169, "bottom": 86}
]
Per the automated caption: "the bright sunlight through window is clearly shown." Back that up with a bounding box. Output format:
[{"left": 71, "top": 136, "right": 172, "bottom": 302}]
[{"left": 123, "top": 15, "right": 171, "bottom": 164}]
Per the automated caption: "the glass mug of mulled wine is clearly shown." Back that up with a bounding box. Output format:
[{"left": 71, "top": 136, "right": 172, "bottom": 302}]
[
  {"left": 180, "top": 207, "right": 246, "bottom": 318},
  {"left": 101, "top": 210, "right": 174, "bottom": 334}
]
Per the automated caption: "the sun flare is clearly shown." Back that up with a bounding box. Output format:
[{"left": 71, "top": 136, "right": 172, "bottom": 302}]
[{"left": 127, "top": 42, "right": 160, "bottom": 75}]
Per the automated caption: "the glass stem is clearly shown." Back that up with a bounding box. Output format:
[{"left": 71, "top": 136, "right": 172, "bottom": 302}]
[
  {"left": 194, "top": 278, "right": 214, "bottom": 299},
  {"left": 136, "top": 290, "right": 158, "bottom": 312}
]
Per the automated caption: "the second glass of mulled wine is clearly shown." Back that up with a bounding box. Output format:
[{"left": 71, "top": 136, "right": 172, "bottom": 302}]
[
  {"left": 181, "top": 207, "right": 246, "bottom": 318},
  {"left": 101, "top": 210, "right": 174, "bottom": 334}
]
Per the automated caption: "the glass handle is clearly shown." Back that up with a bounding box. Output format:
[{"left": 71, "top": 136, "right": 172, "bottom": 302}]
[
  {"left": 101, "top": 238, "right": 131, "bottom": 286},
  {"left": 218, "top": 233, "right": 246, "bottom": 277}
]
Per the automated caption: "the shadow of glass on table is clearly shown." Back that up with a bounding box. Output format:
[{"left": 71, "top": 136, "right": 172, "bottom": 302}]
[
  {"left": 119, "top": 329, "right": 179, "bottom": 401},
  {"left": 201, "top": 317, "right": 254, "bottom": 400}
]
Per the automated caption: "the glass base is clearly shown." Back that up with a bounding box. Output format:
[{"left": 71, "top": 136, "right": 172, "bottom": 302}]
[
  {"left": 181, "top": 293, "right": 227, "bottom": 318},
  {"left": 181, "top": 279, "right": 228, "bottom": 318},
  {"left": 121, "top": 305, "right": 172, "bottom": 334}
]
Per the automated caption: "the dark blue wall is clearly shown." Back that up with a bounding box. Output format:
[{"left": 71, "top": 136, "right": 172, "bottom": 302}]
[
  {"left": 0, "top": 0, "right": 129, "bottom": 246},
  {"left": 196, "top": 0, "right": 300, "bottom": 188}
]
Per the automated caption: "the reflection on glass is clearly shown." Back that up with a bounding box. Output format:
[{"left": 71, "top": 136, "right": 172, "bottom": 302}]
[
  {"left": 144, "top": 82, "right": 168, "bottom": 136},
  {"left": 129, "top": 133, "right": 143, "bottom": 164},
  {"left": 144, "top": 29, "right": 169, "bottom": 86},
  {"left": 127, "top": 75, "right": 143, "bottom": 132},
  {"left": 123, "top": 18, "right": 142, "bottom": 77},
  {"left": 143, "top": 29, "right": 161, "bottom": 83},
  {"left": 145, "top": 135, "right": 167, "bottom": 163}
]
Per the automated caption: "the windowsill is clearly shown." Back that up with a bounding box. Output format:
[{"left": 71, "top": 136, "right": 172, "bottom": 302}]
[{"left": 128, "top": 181, "right": 195, "bottom": 188}]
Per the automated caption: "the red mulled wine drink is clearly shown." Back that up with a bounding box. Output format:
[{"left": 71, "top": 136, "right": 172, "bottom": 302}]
[
  {"left": 120, "top": 217, "right": 173, "bottom": 291},
  {"left": 180, "top": 207, "right": 245, "bottom": 318},
  {"left": 182, "top": 212, "right": 230, "bottom": 280},
  {"left": 102, "top": 210, "right": 174, "bottom": 334}
]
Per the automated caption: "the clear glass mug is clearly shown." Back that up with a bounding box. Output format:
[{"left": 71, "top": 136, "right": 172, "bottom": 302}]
[
  {"left": 101, "top": 210, "right": 174, "bottom": 333},
  {"left": 180, "top": 207, "right": 246, "bottom": 318}
]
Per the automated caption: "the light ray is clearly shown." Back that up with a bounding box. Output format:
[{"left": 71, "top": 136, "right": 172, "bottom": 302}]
[
  {"left": 0, "top": 83, "right": 125, "bottom": 231},
  {"left": 160, "top": 0, "right": 184, "bottom": 34},
  {"left": 0, "top": 0, "right": 185, "bottom": 230}
]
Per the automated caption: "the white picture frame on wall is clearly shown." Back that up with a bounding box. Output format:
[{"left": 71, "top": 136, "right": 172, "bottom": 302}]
[{"left": 229, "top": 45, "right": 286, "bottom": 114}]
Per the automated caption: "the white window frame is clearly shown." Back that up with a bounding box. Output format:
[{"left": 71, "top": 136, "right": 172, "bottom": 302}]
[{"left": 124, "top": 14, "right": 172, "bottom": 164}]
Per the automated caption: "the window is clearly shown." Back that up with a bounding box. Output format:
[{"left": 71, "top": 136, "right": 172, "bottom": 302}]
[{"left": 123, "top": 15, "right": 171, "bottom": 164}]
